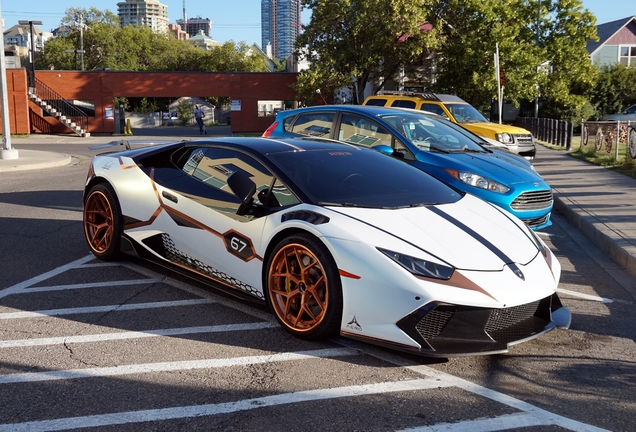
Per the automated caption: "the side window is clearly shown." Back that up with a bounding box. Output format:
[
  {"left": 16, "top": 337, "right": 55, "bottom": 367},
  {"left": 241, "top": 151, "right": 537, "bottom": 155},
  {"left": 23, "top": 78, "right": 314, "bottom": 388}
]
[
  {"left": 391, "top": 100, "right": 417, "bottom": 109},
  {"left": 181, "top": 147, "right": 299, "bottom": 219},
  {"left": 364, "top": 98, "right": 388, "bottom": 106},
  {"left": 282, "top": 115, "right": 295, "bottom": 132},
  {"left": 290, "top": 112, "right": 334, "bottom": 137},
  {"left": 420, "top": 103, "right": 446, "bottom": 116},
  {"left": 338, "top": 114, "right": 393, "bottom": 147}
]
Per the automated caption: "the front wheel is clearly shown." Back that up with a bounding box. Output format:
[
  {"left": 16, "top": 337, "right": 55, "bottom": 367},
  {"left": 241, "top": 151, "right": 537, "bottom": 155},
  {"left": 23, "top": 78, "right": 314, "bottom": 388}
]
[
  {"left": 265, "top": 233, "right": 343, "bottom": 340},
  {"left": 83, "top": 183, "right": 123, "bottom": 261}
]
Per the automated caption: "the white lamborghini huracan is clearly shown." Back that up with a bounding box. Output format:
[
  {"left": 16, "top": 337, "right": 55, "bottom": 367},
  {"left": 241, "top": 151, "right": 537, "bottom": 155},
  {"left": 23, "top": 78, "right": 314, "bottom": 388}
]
[{"left": 83, "top": 136, "right": 571, "bottom": 357}]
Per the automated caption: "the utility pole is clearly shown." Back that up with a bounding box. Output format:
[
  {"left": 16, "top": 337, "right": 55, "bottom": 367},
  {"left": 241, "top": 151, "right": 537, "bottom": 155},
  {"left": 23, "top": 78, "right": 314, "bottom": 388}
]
[{"left": 79, "top": 13, "right": 85, "bottom": 70}]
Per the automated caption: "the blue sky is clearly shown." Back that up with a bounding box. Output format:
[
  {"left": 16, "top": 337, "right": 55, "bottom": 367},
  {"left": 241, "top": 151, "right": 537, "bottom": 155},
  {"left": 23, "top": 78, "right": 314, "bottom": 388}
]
[{"left": 0, "top": 0, "right": 633, "bottom": 46}]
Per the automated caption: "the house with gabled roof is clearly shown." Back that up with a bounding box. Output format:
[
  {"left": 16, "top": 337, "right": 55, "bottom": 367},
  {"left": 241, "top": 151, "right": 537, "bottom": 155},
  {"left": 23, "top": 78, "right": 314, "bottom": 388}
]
[{"left": 587, "top": 16, "right": 636, "bottom": 67}]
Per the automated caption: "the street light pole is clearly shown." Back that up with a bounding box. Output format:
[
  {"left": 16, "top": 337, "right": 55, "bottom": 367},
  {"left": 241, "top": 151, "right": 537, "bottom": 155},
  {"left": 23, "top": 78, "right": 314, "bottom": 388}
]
[{"left": 18, "top": 20, "right": 43, "bottom": 88}]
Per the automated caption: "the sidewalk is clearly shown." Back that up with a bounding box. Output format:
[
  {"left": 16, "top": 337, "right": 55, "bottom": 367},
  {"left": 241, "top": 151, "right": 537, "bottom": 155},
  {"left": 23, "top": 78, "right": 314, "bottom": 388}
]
[
  {"left": 1, "top": 133, "right": 636, "bottom": 282},
  {"left": 532, "top": 145, "right": 636, "bottom": 281}
]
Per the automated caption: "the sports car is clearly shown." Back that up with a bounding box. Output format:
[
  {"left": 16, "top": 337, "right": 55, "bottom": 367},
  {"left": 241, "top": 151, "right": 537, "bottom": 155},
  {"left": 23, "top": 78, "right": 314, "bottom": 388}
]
[
  {"left": 83, "top": 136, "right": 570, "bottom": 357},
  {"left": 263, "top": 105, "right": 553, "bottom": 230}
]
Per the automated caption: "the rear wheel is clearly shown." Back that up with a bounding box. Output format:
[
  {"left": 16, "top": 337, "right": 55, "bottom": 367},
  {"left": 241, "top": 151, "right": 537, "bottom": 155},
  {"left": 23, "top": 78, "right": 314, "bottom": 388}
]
[
  {"left": 266, "top": 233, "right": 343, "bottom": 340},
  {"left": 83, "top": 183, "right": 123, "bottom": 261},
  {"left": 581, "top": 125, "right": 588, "bottom": 146}
]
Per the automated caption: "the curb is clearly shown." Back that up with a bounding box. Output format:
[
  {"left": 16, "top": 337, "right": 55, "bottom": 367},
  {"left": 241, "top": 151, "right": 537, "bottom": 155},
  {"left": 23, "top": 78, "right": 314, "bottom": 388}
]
[
  {"left": 0, "top": 150, "right": 72, "bottom": 173},
  {"left": 553, "top": 194, "right": 636, "bottom": 282}
]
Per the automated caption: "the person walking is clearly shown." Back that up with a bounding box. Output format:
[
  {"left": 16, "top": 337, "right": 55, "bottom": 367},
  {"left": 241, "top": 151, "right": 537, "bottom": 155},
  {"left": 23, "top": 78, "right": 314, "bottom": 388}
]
[{"left": 194, "top": 104, "right": 207, "bottom": 135}]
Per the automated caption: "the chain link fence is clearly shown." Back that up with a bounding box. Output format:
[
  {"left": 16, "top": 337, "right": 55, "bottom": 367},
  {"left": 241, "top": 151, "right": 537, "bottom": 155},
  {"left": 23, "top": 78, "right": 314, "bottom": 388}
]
[{"left": 581, "top": 120, "right": 636, "bottom": 161}]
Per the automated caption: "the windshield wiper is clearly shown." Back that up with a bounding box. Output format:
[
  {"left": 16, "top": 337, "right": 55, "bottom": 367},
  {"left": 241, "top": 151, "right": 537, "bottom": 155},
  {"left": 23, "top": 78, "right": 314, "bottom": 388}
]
[
  {"left": 428, "top": 145, "right": 450, "bottom": 154},
  {"left": 318, "top": 201, "right": 366, "bottom": 208}
]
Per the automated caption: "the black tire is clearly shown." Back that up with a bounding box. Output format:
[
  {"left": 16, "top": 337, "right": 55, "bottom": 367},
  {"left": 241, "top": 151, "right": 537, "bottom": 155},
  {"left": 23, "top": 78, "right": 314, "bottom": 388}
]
[
  {"left": 582, "top": 125, "right": 588, "bottom": 146},
  {"left": 265, "top": 233, "right": 343, "bottom": 340},
  {"left": 83, "top": 183, "right": 123, "bottom": 261},
  {"left": 595, "top": 129, "right": 603, "bottom": 152},
  {"left": 629, "top": 128, "right": 636, "bottom": 160}
]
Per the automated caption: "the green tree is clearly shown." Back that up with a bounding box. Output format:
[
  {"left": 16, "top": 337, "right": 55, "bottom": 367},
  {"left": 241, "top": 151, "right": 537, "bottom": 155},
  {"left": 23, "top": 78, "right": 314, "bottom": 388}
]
[
  {"left": 589, "top": 64, "right": 636, "bottom": 119},
  {"left": 36, "top": 7, "right": 269, "bottom": 73},
  {"left": 177, "top": 100, "right": 194, "bottom": 126},
  {"left": 296, "top": 0, "right": 442, "bottom": 104},
  {"left": 430, "top": 0, "right": 598, "bottom": 117}
]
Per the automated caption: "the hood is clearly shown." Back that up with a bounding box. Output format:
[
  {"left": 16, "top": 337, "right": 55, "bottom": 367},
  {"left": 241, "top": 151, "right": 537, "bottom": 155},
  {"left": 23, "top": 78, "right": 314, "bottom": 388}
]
[
  {"left": 416, "top": 151, "right": 545, "bottom": 186},
  {"left": 329, "top": 194, "right": 540, "bottom": 271},
  {"left": 460, "top": 122, "right": 531, "bottom": 139}
]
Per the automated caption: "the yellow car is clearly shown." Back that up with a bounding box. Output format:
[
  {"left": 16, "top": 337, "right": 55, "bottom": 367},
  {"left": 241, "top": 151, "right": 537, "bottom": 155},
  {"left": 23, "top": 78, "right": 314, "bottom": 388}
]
[{"left": 363, "top": 91, "right": 536, "bottom": 159}]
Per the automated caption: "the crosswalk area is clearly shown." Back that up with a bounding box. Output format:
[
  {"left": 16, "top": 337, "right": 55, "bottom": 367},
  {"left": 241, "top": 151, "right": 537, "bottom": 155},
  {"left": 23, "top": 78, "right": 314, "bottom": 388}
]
[{"left": 0, "top": 255, "right": 607, "bottom": 431}]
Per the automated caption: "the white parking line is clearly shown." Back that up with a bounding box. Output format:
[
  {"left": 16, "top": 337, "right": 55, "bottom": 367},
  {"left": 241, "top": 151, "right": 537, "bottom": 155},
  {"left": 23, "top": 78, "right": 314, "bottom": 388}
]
[
  {"left": 0, "top": 257, "right": 610, "bottom": 432},
  {"left": 0, "top": 322, "right": 278, "bottom": 348},
  {"left": 0, "top": 379, "right": 449, "bottom": 432},
  {"left": 557, "top": 288, "right": 614, "bottom": 303},
  {"left": 0, "top": 347, "right": 358, "bottom": 384},
  {"left": 0, "top": 298, "right": 213, "bottom": 320},
  {"left": 22, "top": 279, "right": 164, "bottom": 294},
  {"left": 0, "top": 255, "right": 94, "bottom": 299},
  {"left": 398, "top": 412, "right": 552, "bottom": 431}
]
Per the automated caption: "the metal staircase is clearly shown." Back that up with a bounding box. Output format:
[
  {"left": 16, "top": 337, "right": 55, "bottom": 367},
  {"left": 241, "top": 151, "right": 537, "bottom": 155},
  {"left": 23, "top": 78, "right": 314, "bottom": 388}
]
[{"left": 27, "top": 72, "right": 90, "bottom": 137}]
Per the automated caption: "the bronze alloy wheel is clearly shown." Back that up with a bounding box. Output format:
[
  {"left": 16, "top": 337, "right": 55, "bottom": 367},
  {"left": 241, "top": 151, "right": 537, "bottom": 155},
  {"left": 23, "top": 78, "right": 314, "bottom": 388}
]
[
  {"left": 83, "top": 184, "right": 122, "bottom": 261},
  {"left": 267, "top": 234, "right": 342, "bottom": 339}
]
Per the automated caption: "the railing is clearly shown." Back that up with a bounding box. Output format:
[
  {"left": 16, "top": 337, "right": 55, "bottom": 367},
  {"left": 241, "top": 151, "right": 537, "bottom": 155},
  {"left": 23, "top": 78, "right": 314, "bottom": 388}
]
[
  {"left": 515, "top": 117, "right": 573, "bottom": 150},
  {"left": 29, "top": 71, "right": 88, "bottom": 135},
  {"left": 581, "top": 120, "right": 636, "bottom": 160}
]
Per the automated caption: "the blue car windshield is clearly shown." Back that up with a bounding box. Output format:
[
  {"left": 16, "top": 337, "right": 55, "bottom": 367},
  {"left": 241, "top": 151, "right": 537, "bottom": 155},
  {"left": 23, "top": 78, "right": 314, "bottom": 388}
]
[
  {"left": 380, "top": 113, "right": 486, "bottom": 153},
  {"left": 267, "top": 147, "right": 462, "bottom": 208}
]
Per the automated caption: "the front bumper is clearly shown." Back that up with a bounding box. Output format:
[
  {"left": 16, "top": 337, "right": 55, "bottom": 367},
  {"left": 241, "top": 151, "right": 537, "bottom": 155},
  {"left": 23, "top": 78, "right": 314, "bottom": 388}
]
[{"left": 396, "top": 293, "right": 570, "bottom": 357}]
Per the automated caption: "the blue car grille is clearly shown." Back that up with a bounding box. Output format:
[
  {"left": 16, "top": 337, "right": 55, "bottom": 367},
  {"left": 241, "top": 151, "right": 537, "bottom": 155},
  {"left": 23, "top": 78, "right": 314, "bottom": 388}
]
[{"left": 511, "top": 190, "right": 553, "bottom": 211}]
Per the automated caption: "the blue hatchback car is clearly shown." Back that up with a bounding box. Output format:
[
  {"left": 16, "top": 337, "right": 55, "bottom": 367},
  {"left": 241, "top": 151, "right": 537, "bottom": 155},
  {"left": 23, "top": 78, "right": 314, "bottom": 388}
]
[{"left": 263, "top": 105, "right": 553, "bottom": 230}]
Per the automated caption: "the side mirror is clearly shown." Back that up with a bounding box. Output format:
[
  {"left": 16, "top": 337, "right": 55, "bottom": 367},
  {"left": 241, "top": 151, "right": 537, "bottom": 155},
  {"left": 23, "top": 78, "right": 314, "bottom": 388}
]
[
  {"left": 227, "top": 171, "right": 256, "bottom": 216},
  {"left": 373, "top": 144, "right": 395, "bottom": 156}
]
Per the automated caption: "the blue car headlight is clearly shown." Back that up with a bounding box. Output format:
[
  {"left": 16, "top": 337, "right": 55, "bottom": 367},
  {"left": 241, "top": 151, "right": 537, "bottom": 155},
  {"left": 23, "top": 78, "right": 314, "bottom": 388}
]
[
  {"left": 495, "top": 132, "right": 513, "bottom": 144},
  {"left": 378, "top": 248, "right": 454, "bottom": 280},
  {"left": 444, "top": 169, "right": 510, "bottom": 194}
]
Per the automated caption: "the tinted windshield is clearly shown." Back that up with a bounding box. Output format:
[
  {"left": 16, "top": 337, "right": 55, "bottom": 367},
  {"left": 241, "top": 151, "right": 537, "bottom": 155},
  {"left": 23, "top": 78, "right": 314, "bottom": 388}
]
[
  {"left": 444, "top": 103, "right": 488, "bottom": 123},
  {"left": 380, "top": 113, "right": 486, "bottom": 153},
  {"left": 267, "top": 147, "right": 462, "bottom": 208}
]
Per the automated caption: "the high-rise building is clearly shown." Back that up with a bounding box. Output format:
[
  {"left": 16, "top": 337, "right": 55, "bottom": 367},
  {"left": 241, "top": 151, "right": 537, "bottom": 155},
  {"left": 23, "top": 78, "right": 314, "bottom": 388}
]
[
  {"left": 261, "top": 0, "right": 301, "bottom": 60},
  {"left": 117, "top": 0, "right": 169, "bottom": 33},
  {"left": 176, "top": 17, "right": 212, "bottom": 38}
]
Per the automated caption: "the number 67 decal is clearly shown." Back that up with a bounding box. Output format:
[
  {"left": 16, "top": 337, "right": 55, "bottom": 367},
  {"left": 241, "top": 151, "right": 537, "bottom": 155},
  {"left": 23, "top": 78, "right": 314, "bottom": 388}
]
[{"left": 222, "top": 229, "right": 257, "bottom": 261}]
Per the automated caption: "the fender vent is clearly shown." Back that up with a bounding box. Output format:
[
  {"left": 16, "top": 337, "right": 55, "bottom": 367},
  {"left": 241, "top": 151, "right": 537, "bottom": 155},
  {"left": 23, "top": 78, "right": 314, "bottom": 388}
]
[{"left": 281, "top": 210, "right": 330, "bottom": 225}]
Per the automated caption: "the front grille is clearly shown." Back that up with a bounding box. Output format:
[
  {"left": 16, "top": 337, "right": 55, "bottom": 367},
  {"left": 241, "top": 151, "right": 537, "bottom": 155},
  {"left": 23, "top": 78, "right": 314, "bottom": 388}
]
[
  {"left": 415, "top": 309, "right": 454, "bottom": 339},
  {"left": 511, "top": 190, "right": 553, "bottom": 210},
  {"left": 523, "top": 214, "right": 549, "bottom": 228},
  {"left": 485, "top": 301, "right": 541, "bottom": 343},
  {"left": 514, "top": 134, "right": 534, "bottom": 144}
]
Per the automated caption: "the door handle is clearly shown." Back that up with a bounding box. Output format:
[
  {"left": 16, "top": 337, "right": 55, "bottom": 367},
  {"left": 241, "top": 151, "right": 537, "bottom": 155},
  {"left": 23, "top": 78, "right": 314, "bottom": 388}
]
[{"left": 162, "top": 191, "right": 178, "bottom": 203}]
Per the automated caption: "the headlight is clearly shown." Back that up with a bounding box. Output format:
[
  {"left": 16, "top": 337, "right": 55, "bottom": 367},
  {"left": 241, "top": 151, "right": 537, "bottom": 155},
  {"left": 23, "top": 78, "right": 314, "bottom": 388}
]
[
  {"left": 378, "top": 248, "right": 454, "bottom": 280},
  {"left": 495, "top": 133, "right": 513, "bottom": 144},
  {"left": 444, "top": 169, "right": 510, "bottom": 193}
]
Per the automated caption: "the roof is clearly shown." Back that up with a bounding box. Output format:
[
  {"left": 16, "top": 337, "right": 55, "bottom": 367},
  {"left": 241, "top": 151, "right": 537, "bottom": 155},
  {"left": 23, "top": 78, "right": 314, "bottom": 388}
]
[{"left": 587, "top": 16, "right": 636, "bottom": 56}]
